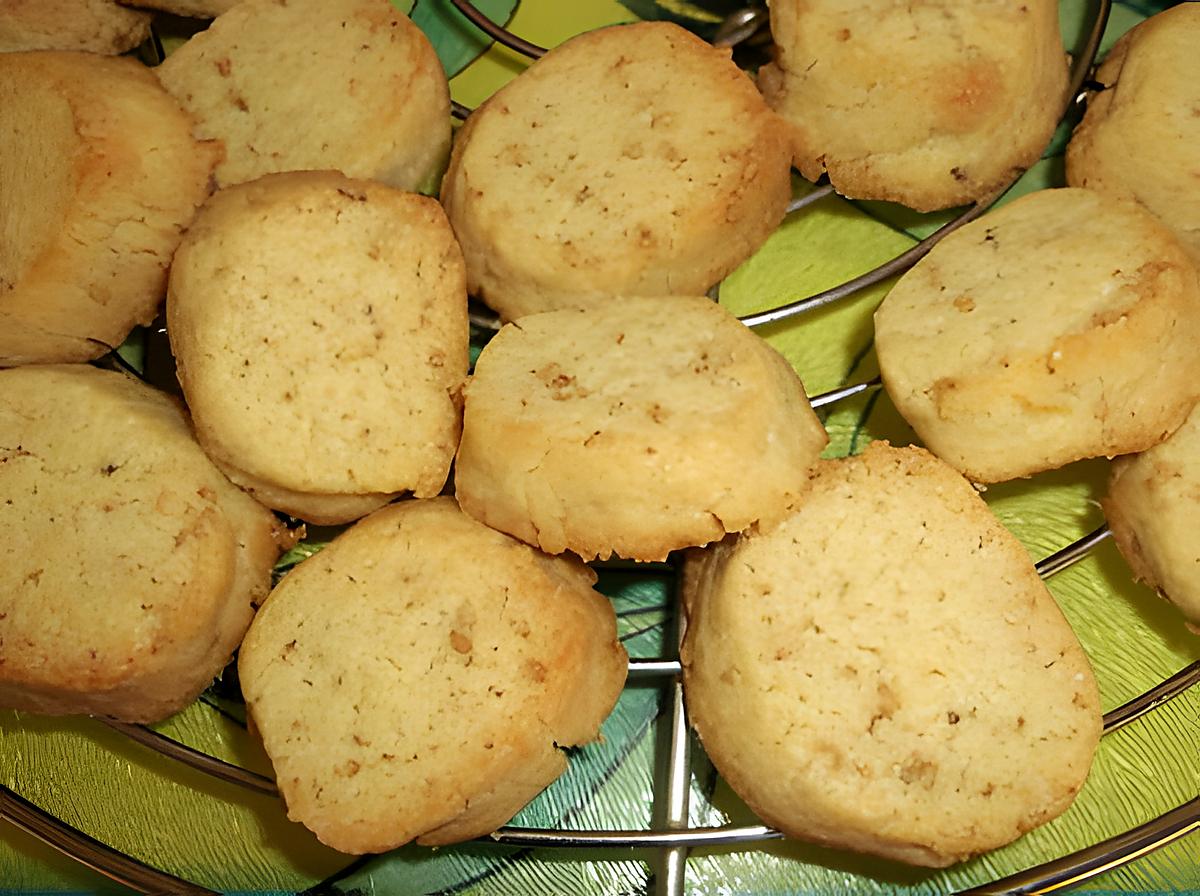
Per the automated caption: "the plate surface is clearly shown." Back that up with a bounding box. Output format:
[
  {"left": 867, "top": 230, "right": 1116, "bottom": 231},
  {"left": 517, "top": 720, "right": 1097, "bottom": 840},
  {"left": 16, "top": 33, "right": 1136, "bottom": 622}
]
[{"left": 2, "top": 1, "right": 1197, "bottom": 894}]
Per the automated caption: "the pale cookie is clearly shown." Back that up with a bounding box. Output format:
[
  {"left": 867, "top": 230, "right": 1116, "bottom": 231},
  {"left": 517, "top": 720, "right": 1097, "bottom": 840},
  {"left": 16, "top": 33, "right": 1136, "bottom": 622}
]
[
  {"left": 157, "top": 0, "right": 450, "bottom": 190},
  {"left": 0, "top": 365, "right": 288, "bottom": 723},
  {"left": 1067, "top": 4, "right": 1200, "bottom": 264},
  {"left": 168, "top": 171, "right": 467, "bottom": 525},
  {"left": 239, "top": 497, "right": 627, "bottom": 854},
  {"left": 441, "top": 21, "right": 792, "bottom": 320},
  {"left": 681, "top": 442, "right": 1101, "bottom": 867},
  {"left": 759, "top": 0, "right": 1067, "bottom": 212},
  {"left": 455, "top": 296, "right": 828, "bottom": 561},
  {"left": 1105, "top": 403, "right": 1200, "bottom": 634},
  {"left": 0, "top": 51, "right": 219, "bottom": 366},
  {"left": 0, "top": 0, "right": 150, "bottom": 54},
  {"left": 875, "top": 188, "right": 1200, "bottom": 483}
]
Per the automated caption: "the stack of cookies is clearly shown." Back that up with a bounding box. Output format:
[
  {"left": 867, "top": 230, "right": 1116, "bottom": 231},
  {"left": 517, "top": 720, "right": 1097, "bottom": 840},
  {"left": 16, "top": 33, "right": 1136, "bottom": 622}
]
[{"left": 9, "top": 0, "right": 1196, "bottom": 875}]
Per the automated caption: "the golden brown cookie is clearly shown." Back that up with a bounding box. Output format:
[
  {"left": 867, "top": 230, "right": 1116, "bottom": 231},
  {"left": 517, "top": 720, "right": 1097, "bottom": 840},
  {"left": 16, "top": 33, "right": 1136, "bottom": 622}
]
[
  {"left": 0, "top": 0, "right": 150, "bottom": 54},
  {"left": 0, "top": 365, "right": 288, "bottom": 723},
  {"left": 156, "top": 0, "right": 450, "bottom": 190},
  {"left": 759, "top": 0, "right": 1067, "bottom": 211},
  {"left": 441, "top": 21, "right": 792, "bottom": 320},
  {"left": 239, "top": 497, "right": 627, "bottom": 853},
  {"left": 1067, "top": 4, "right": 1200, "bottom": 264},
  {"left": 1105, "top": 403, "right": 1200, "bottom": 634},
  {"left": 168, "top": 171, "right": 467, "bottom": 525},
  {"left": 875, "top": 188, "right": 1200, "bottom": 482},
  {"left": 0, "top": 51, "right": 219, "bottom": 366},
  {"left": 682, "top": 443, "right": 1101, "bottom": 867},
  {"left": 455, "top": 296, "right": 827, "bottom": 561}
]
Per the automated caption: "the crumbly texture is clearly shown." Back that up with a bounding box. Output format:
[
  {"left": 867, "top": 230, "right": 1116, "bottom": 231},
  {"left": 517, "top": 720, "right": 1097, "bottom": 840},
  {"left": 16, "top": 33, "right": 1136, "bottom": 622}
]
[
  {"left": 758, "top": 0, "right": 1067, "bottom": 212},
  {"left": 239, "top": 497, "right": 627, "bottom": 854},
  {"left": 455, "top": 297, "right": 828, "bottom": 561},
  {"left": 0, "top": 51, "right": 219, "bottom": 366},
  {"left": 681, "top": 442, "right": 1101, "bottom": 867},
  {"left": 1105, "top": 404, "right": 1200, "bottom": 634},
  {"left": 168, "top": 171, "right": 467, "bottom": 525},
  {"left": 1067, "top": 4, "right": 1200, "bottom": 264},
  {"left": 0, "top": 365, "right": 287, "bottom": 723},
  {"left": 875, "top": 188, "right": 1200, "bottom": 483},
  {"left": 156, "top": 0, "right": 450, "bottom": 190},
  {"left": 440, "top": 21, "right": 792, "bottom": 320},
  {"left": 118, "top": 0, "right": 237, "bottom": 16},
  {"left": 0, "top": 0, "right": 150, "bottom": 54}
]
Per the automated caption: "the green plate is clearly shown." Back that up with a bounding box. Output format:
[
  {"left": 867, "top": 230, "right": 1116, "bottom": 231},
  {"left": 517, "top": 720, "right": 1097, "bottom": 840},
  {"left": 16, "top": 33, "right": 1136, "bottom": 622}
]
[{"left": 2, "top": 1, "right": 1197, "bottom": 893}]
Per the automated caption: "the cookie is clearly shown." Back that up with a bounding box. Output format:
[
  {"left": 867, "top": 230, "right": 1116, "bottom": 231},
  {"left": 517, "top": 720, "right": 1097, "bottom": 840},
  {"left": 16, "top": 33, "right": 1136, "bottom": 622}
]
[
  {"left": 681, "top": 442, "right": 1101, "bottom": 867},
  {"left": 455, "top": 296, "right": 827, "bottom": 561},
  {"left": 238, "top": 497, "right": 627, "bottom": 854},
  {"left": 0, "top": 0, "right": 150, "bottom": 54},
  {"left": 156, "top": 0, "right": 450, "bottom": 191},
  {"left": 758, "top": 0, "right": 1067, "bottom": 212},
  {"left": 168, "top": 171, "right": 467, "bottom": 525},
  {"left": 875, "top": 187, "right": 1200, "bottom": 483},
  {"left": 0, "top": 365, "right": 288, "bottom": 723},
  {"left": 440, "top": 21, "right": 792, "bottom": 320},
  {"left": 0, "top": 51, "right": 219, "bottom": 366},
  {"left": 1067, "top": 4, "right": 1200, "bottom": 264},
  {"left": 1105, "top": 403, "right": 1200, "bottom": 634}
]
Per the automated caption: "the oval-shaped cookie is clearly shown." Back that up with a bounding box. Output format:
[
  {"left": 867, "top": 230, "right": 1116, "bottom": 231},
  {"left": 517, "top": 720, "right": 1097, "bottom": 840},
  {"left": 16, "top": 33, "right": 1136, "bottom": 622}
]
[
  {"left": 1105, "top": 403, "right": 1200, "bottom": 634},
  {"left": 238, "top": 497, "right": 627, "bottom": 854},
  {"left": 0, "top": 365, "right": 288, "bottom": 723},
  {"left": 875, "top": 188, "right": 1200, "bottom": 483},
  {"left": 1067, "top": 4, "right": 1200, "bottom": 264},
  {"left": 441, "top": 21, "right": 792, "bottom": 320},
  {"left": 759, "top": 0, "right": 1067, "bottom": 211},
  {"left": 455, "top": 296, "right": 828, "bottom": 561},
  {"left": 0, "top": 51, "right": 219, "bottom": 366},
  {"left": 0, "top": 0, "right": 150, "bottom": 54},
  {"left": 681, "top": 442, "right": 1101, "bottom": 867},
  {"left": 168, "top": 171, "right": 468, "bottom": 525},
  {"left": 156, "top": 0, "right": 450, "bottom": 191}
]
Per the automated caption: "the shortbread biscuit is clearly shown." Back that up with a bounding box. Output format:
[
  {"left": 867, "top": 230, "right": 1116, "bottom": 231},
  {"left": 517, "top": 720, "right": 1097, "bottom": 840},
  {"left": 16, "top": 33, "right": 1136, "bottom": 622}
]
[
  {"left": 441, "top": 22, "right": 792, "bottom": 320},
  {"left": 1105, "top": 404, "right": 1200, "bottom": 634},
  {"left": 0, "top": 51, "right": 219, "bottom": 366},
  {"left": 156, "top": 0, "right": 450, "bottom": 190},
  {"left": 168, "top": 171, "right": 467, "bottom": 525},
  {"left": 1067, "top": 4, "right": 1200, "bottom": 264},
  {"left": 0, "top": 365, "right": 287, "bottom": 723},
  {"left": 875, "top": 188, "right": 1200, "bottom": 483},
  {"left": 455, "top": 297, "right": 828, "bottom": 561},
  {"left": 239, "top": 497, "right": 627, "bottom": 854},
  {"left": 0, "top": 0, "right": 150, "bottom": 54},
  {"left": 682, "top": 442, "right": 1101, "bottom": 867},
  {"left": 759, "top": 0, "right": 1067, "bottom": 211}
]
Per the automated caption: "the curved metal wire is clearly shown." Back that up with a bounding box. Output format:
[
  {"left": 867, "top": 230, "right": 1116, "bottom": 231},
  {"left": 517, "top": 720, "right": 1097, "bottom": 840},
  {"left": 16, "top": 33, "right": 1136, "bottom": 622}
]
[
  {"left": 0, "top": 783, "right": 220, "bottom": 896},
  {"left": 448, "top": 0, "right": 545, "bottom": 58}
]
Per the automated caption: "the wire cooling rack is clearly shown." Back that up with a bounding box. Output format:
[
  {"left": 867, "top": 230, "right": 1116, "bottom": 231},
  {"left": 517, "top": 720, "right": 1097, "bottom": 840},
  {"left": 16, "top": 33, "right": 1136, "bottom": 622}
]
[{"left": 3, "top": 2, "right": 1200, "bottom": 894}]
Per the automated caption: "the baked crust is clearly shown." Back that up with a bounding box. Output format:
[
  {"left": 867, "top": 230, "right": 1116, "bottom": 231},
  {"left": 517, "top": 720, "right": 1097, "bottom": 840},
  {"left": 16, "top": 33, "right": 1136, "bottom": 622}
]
[
  {"left": 759, "top": 0, "right": 1067, "bottom": 211},
  {"left": 875, "top": 188, "right": 1200, "bottom": 482},
  {"left": 0, "top": 365, "right": 286, "bottom": 722},
  {"left": 682, "top": 442, "right": 1101, "bottom": 866},
  {"left": 455, "top": 296, "right": 827, "bottom": 561},
  {"left": 238, "top": 497, "right": 627, "bottom": 853},
  {"left": 168, "top": 171, "right": 467, "bottom": 525},
  {"left": 0, "top": 51, "right": 219, "bottom": 366},
  {"left": 441, "top": 21, "right": 792, "bottom": 320}
]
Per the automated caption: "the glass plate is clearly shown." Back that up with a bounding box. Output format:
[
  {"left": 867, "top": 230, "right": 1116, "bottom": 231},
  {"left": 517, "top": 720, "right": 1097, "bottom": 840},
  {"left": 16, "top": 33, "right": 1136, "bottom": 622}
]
[{"left": 2, "top": 1, "right": 1197, "bottom": 894}]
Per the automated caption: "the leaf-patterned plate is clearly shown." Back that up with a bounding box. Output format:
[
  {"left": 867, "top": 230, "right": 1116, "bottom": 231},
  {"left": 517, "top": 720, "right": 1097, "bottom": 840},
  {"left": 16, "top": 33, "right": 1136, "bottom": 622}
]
[{"left": 1, "top": 1, "right": 1197, "bottom": 893}]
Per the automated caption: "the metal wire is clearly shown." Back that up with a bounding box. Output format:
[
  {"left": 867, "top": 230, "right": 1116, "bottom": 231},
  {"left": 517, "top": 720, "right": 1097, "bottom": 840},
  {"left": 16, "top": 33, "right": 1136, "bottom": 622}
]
[{"left": 448, "top": 0, "right": 545, "bottom": 58}]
